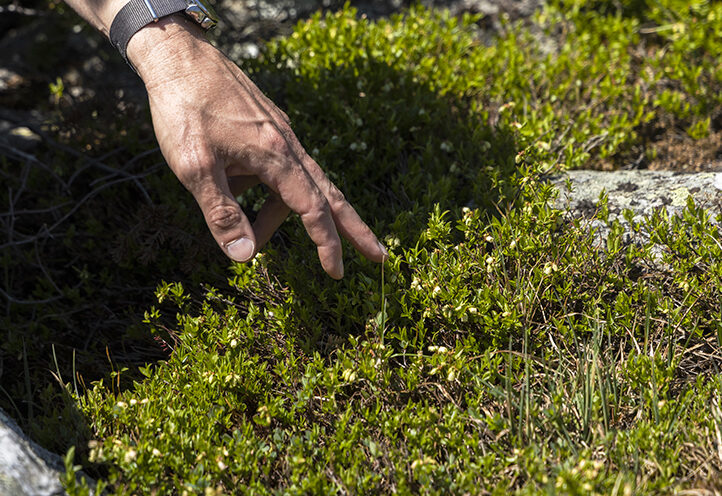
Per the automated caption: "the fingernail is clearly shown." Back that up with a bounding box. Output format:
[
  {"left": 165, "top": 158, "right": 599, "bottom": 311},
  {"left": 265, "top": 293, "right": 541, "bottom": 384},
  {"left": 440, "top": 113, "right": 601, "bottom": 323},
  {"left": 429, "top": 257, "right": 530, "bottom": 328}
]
[
  {"left": 334, "top": 258, "right": 344, "bottom": 279},
  {"left": 226, "top": 237, "right": 255, "bottom": 262},
  {"left": 378, "top": 241, "right": 390, "bottom": 260}
]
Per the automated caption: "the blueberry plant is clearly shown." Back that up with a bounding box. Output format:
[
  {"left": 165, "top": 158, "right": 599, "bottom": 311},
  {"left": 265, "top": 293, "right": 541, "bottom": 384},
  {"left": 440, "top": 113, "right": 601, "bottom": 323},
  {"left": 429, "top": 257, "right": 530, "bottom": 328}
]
[{"left": 5, "top": 0, "right": 722, "bottom": 494}]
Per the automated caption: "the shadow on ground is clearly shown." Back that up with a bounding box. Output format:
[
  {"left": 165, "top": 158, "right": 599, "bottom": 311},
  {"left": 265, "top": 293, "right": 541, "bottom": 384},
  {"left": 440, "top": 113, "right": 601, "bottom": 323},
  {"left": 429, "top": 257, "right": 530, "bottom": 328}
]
[{"left": 0, "top": 0, "right": 520, "bottom": 478}]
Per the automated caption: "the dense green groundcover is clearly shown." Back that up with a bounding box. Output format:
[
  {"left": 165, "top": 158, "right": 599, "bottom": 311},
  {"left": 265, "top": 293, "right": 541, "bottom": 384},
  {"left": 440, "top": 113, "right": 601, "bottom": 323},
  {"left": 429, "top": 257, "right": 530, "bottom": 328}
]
[{"left": 29, "top": 0, "right": 722, "bottom": 493}]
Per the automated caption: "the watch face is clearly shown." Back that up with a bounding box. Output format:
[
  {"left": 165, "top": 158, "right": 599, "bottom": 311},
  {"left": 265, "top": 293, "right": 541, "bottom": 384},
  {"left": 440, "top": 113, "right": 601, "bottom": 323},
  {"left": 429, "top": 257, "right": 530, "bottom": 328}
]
[{"left": 186, "top": 0, "right": 218, "bottom": 29}]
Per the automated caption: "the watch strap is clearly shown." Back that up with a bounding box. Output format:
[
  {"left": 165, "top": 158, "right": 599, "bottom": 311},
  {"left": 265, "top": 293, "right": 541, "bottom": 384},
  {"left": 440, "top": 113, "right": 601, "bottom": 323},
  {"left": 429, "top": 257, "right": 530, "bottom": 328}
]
[{"left": 110, "top": 0, "right": 188, "bottom": 65}]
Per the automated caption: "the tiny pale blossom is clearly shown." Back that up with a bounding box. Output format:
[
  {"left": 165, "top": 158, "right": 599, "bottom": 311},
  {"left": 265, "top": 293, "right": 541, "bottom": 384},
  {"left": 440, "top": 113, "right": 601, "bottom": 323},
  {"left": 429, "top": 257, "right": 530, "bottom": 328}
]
[{"left": 543, "top": 262, "right": 559, "bottom": 275}]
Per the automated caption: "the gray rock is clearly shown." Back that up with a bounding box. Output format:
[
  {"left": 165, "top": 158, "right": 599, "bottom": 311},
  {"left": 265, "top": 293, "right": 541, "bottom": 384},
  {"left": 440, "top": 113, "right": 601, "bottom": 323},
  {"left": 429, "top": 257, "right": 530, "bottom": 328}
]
[
  {"left": 0, "top": 121, "right": 42, "bottom": 152},
  {"left": 0, "top": 408, "right": 66, "bottom": 496},
  {"left": 549, "top": 170, "right": 722, "bottom": 220},
  {"left": 547, "top": 171, "right": 722, "bottom": 263},
  {"left": 0, "top": 68, "right": 24, "bottom": 93}
]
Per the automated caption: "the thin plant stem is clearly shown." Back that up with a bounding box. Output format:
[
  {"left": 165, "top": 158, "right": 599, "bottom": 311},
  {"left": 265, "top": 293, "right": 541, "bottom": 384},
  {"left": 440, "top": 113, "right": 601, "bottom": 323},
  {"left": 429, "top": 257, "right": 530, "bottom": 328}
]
[{"left": 380, "top": 259, "right": 387, "bottom": 347}]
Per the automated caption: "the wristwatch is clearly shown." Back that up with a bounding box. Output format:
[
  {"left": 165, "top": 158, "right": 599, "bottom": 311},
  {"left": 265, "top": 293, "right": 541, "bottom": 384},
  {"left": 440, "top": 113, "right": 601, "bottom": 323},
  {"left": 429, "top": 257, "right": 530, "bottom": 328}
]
[{"left": 109, "top": 0, "right": 218, "bottom": 66}]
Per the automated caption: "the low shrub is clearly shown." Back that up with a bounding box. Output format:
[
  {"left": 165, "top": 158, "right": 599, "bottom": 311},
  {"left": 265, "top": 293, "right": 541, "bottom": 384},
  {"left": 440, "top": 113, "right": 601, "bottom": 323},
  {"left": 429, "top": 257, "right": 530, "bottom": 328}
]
[
  {"left": 77, "top": 181, "right": 722, "bottom": 493},
  {"left": 4, "top": 0, "right": 722, "bottom": 493},
  {"left": 74, "top": 4, "right": 722, "bottom": 491}
]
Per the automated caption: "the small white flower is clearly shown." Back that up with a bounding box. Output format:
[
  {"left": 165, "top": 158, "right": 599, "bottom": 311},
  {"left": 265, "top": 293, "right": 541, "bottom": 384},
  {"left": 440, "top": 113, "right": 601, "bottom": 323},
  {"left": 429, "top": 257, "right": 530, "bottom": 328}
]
[
  {"left": 384, "top": 235, "right": 401, "bottom": 248},
  {"left": 543, "top": 262, "right": 559, "bottom": 275},
  {"left": 342, "top": 369, "right": 357, "bottom": 382},
  {"left": 88, "top": 446, "right": 104, "bottom": 463},
  {"left": 440, "top": 141, "right": 454, "bottom": 152}
]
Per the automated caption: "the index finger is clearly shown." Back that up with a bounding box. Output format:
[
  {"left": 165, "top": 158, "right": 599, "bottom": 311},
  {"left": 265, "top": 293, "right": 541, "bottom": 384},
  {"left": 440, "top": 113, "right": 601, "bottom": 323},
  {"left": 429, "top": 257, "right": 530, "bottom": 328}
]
[
  {"left": 227, "top": 145, "right": 345, "bottom": 279},
  {"left": 300, "top": 153, "right": 389, "bottom": 263}
]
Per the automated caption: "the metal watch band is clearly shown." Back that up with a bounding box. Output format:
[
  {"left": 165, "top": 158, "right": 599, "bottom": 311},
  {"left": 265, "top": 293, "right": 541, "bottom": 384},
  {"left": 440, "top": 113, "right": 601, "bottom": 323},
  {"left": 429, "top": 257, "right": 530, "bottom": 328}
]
[{"left": 109, "top": 0, "right": 188, "bottom": 64}]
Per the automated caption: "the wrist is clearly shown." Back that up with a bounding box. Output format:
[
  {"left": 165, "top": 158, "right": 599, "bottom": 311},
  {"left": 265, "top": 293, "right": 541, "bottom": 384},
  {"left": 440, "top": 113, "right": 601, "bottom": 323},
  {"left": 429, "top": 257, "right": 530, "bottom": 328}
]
[{"left": 125, "top": 14, "right": 210, "bottom": 83}]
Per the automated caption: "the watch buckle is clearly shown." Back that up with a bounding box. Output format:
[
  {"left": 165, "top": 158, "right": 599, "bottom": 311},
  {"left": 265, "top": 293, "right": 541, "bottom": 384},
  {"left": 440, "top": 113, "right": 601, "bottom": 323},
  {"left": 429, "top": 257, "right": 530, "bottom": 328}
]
[{"left": 185, "top": 1, "right": 217, "bottom": 29}]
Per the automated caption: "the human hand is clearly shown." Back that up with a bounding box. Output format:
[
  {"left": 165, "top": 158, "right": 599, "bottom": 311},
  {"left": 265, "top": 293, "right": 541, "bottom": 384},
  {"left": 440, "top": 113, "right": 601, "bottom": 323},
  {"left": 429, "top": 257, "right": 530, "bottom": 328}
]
[{"left": 126, "top": 16, "right": 388, "bottom": 278}]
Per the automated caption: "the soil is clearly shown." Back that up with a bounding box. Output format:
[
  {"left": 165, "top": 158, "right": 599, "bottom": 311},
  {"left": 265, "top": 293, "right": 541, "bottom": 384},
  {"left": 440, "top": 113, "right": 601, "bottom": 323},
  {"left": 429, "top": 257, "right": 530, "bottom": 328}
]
[{"left": 646, "top": 129, "right": 722, "bottom": 172}]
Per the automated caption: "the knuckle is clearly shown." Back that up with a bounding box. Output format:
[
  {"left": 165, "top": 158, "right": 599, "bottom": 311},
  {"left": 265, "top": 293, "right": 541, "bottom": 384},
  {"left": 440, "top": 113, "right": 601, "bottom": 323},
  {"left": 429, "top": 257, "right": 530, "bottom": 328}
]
[
  {"left": 326, "top": 237, "right": 342, "bottom": 252},
  {"left": 206, "top": 204, "right": 243, "bottom": 232},
  {"left": 264, "top": 132, "right": 289, "bottom": 153},
  {"left": 326, "top": 184, "right": 347, "bottom": 207},
  {"left": 175, "top": 145, "right": 216, "bottom": 183},
  {"left": 301, "top": 197, "right": 331, "bottom": 225}
]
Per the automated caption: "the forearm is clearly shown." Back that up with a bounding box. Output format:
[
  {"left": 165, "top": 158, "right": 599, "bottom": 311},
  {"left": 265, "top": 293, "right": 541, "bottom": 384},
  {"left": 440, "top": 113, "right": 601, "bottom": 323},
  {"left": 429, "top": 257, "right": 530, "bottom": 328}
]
[{"left": 63, "top": 0, "right": 207, "bottom": 82}]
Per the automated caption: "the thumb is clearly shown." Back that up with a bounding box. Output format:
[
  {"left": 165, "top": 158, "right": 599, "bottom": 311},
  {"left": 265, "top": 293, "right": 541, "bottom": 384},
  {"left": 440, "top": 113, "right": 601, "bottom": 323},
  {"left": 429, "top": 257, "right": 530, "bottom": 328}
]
[{"left": 194, "top": 180, "right": 257, "bottom": 263}]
